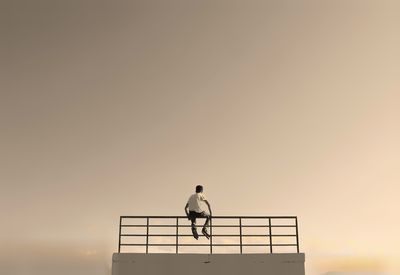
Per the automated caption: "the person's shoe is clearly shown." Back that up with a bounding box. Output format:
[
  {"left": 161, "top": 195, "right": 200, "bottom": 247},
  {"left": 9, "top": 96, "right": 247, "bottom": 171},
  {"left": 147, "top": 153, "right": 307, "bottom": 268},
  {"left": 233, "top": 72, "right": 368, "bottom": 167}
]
[
  {"left": 191, "top": 226, "right": 199, "bottom": 240},
  {"left": 202, "top": 228, "right": 210, "bottom": 239}
]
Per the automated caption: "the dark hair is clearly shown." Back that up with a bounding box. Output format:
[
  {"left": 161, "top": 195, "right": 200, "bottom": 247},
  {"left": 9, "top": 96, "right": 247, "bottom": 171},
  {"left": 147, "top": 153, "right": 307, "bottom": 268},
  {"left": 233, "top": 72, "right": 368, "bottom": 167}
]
[{"left": 195, "top": 185, "right": 203, "bottom": 193}]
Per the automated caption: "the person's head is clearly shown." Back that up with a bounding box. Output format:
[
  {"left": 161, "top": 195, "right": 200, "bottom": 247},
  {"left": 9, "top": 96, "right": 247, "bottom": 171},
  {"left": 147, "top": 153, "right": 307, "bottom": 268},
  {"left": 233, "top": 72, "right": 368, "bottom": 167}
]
[{"left": 195, "top": 185, "right": 203, "bottom": 193}]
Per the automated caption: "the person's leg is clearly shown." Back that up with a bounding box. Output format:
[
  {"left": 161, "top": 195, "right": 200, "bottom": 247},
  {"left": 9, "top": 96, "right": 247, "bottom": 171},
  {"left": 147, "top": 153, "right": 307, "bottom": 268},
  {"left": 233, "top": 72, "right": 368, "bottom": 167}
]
[
  {"left": 189, "top": 211, "right": 199, "bottom": 239},
  {"left": 200, "top": 212, "right": 211, "bottom": 238},
  {"left": 189, "top": 211, "right": 197, "bottom": 227},
  {"left": 203, "top": 213, "right": 210, "bottom": 229}
]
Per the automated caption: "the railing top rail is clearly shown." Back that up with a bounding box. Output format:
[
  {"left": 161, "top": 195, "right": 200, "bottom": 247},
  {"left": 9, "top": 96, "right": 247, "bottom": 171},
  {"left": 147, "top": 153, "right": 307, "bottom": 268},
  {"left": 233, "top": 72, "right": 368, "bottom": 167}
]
[{"left": 120, "top": 215, "right": 297, "bottom": 219}]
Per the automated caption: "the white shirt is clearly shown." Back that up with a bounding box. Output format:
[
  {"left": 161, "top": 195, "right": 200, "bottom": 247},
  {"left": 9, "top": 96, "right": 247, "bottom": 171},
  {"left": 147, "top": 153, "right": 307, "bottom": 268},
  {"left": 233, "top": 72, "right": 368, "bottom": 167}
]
[{"left": 187, "top": 193, "right": 207, "bottom": 213}]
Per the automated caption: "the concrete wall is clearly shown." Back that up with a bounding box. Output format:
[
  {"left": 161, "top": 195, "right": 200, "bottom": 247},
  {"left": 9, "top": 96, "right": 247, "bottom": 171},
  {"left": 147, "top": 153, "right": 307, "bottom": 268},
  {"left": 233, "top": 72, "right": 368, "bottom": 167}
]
[{"left": 112, "top": 253, "right": 305, "bottom": 275}]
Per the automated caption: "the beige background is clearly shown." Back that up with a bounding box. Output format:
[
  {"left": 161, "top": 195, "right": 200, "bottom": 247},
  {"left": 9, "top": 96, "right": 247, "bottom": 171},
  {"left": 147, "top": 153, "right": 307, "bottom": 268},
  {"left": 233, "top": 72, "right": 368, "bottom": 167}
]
[{"left": 1, "top": 1, "right": 399, "bottom": 275}]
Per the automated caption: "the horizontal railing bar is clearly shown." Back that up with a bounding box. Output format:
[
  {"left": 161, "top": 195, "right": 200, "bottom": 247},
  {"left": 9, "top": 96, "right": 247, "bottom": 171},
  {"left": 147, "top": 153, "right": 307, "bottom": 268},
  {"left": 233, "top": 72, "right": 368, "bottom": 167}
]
[
  {"left": 121, "top": 216, "right": 297, "bottom": 219},
  {"left": 120, "top": 243, "right": 297, "bottom": 247},
  {"left": 121, "top": 224, "right": 296, "bottom": 228},
  {"left": 121, "top": 234, "right": 297, "bottom": 237}
]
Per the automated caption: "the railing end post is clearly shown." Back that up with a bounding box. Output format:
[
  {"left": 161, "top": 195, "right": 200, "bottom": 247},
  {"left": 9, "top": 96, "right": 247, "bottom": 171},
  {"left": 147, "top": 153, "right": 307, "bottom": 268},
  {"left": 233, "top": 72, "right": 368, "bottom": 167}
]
[
  {"left": 295, "top": 217, "right": 299, "bottom": 253},
  {"left": 118, "top": 216, "right": 122, "bottom": 253}
]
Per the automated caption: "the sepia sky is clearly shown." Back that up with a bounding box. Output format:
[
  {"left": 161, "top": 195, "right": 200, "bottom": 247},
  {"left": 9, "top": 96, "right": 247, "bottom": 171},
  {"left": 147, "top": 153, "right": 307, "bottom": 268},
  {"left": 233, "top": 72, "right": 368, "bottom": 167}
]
[{"left": 1, "top": 1, "right": 399, "bottom": 275}]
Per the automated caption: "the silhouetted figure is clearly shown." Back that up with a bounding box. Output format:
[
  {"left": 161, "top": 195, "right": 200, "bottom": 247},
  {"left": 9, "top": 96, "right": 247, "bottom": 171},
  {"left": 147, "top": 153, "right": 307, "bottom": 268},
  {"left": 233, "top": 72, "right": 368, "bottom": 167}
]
[{"left": 184, "top": 185, "right": 212, "bottom": 240}]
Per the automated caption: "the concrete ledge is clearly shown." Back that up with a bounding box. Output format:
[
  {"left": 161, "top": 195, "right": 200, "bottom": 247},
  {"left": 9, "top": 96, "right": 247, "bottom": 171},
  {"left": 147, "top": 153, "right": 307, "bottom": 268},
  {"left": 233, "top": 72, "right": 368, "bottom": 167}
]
[{"left": 112, "top": 253, "right": 305, "bottom": 275}]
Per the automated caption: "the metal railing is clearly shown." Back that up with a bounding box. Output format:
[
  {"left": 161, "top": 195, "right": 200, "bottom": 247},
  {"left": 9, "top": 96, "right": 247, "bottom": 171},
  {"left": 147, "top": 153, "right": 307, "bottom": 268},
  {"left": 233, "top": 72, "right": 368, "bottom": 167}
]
[{"left": 118, "top": 216, "right": 299, "bottom": 254}]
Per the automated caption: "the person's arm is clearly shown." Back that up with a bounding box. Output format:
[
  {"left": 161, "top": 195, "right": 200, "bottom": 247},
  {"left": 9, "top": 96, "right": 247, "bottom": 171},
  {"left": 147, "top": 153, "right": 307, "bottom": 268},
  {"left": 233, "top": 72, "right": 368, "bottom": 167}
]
[
  {"left": 184, "top": 203, "right": 189, "bottom": 217},
  {"left": 204, "top": 200, "right": 212, "bottom": 216}
]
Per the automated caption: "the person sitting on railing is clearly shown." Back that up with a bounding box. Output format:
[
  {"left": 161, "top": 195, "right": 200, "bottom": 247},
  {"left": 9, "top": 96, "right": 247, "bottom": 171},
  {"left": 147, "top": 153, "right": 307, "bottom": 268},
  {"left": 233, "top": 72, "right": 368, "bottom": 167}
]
[{"left": 184, "top": 185, "right": 212, "bottom": 240}]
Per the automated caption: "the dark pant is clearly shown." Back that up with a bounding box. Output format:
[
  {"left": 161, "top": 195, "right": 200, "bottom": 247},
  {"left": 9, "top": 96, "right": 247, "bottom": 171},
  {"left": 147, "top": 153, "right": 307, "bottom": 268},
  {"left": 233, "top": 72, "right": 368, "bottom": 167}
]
[{"left": 189, "top": 211, "right": 210, "bottom": 229}]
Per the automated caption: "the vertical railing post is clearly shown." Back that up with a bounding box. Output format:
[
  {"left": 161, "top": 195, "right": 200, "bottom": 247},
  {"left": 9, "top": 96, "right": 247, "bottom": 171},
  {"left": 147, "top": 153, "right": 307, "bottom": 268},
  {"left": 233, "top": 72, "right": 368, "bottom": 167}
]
[
  {"left": 295, "top": 217, "right": 299, "bottom": 253},
  {"left": 176, "top": 217, "right": 179, "bottom": 254},
  {"left": 268, "top": 218, "right": 273, "bottom": 253},
  {"left": 210, "top": 217, "right": 213, "bottom": 254},
  {"left": 239, "top": 217, "right": 243, "bottom": 254},
  {"left": 146, "top": 217, "right": 149, "bottom": 254},
  {"left": 118, "top": 216, "right": 122, "bottom": 253}
]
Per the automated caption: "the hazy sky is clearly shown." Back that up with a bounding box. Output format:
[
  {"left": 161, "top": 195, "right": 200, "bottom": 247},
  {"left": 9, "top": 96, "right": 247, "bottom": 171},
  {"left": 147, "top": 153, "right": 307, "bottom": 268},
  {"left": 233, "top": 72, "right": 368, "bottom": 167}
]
[{"left": 1, "top": 1, "right": 399, "bottom": 275}]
